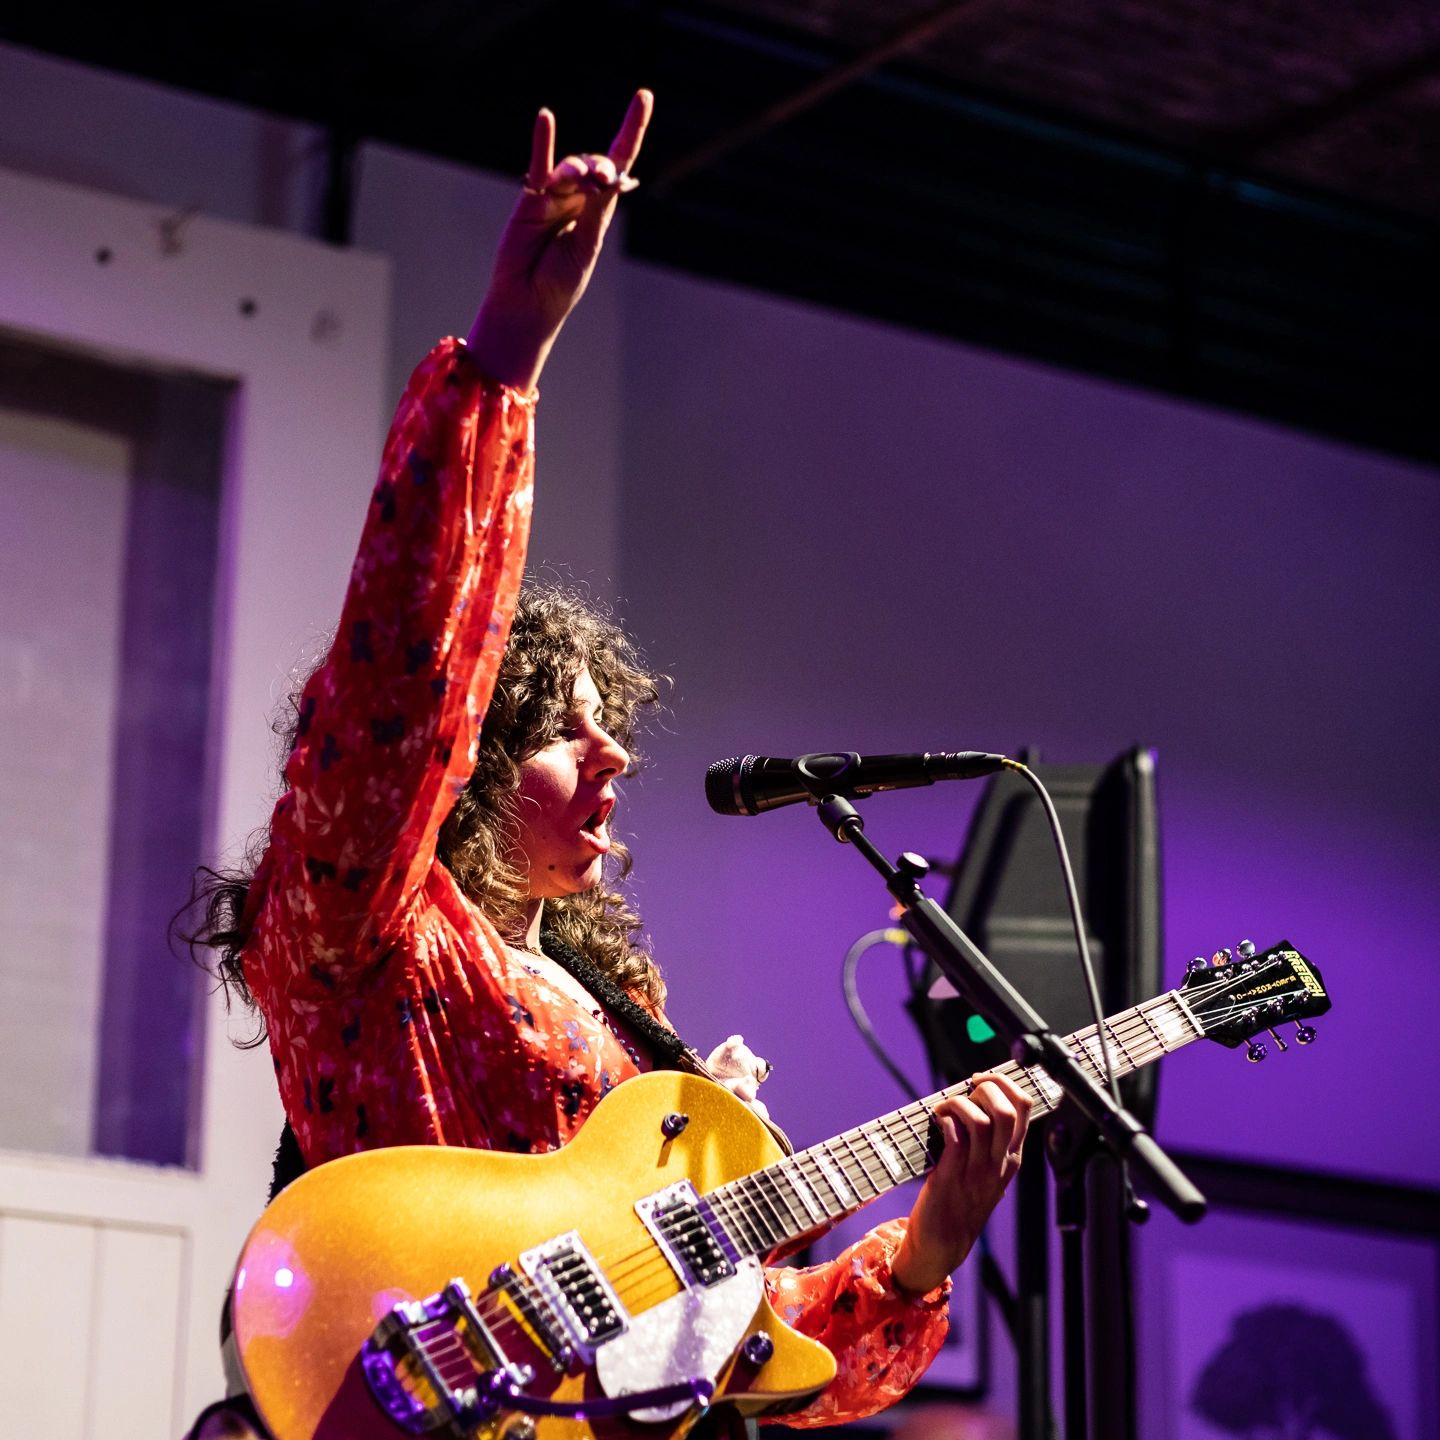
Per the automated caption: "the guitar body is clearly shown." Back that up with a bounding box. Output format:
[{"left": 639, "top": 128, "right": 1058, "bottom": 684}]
[
  {"left": 231, "top": 941, "right": 1332, "bottom": 1440},
  {"left": 232, "top": 1072, "right": 837, "bottom": 1440}
]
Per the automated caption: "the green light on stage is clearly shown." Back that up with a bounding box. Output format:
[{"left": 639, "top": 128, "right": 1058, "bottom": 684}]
[{"left": 966, "top": 1014, "right": 997, "bottom": 1044}]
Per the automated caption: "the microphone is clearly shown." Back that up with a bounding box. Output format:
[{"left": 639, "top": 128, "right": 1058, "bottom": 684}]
[{"left": 706, "top": 751, "right": 1008, "bottom": 816}]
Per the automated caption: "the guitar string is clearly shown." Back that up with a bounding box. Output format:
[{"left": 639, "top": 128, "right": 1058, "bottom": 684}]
[
  {"left": 417, "top": 1002, "right": 1239, "bottom": 1377},
  {"left": 403, "top": 970, "right": 1301, "bottom": 1375},
  {"left": 568, "top": 970, "right": 1286, "bottom": 1302},
  {"left": 465, "top": 987, "right": 1235, "bottom": 1340},
  {"left": 458, "top": 988, "right": 1229, "bottom": 1335},
  {"left": 485, "top": 969, "right": 1278, "bottom": 1330},
  {"left": 488, "top": 999, "right": 1187, "bottom": 1315}
]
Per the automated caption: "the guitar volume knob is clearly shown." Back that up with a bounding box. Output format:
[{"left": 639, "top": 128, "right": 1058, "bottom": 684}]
[
  {"left": 661, "top": 1112, "right": 690, "bottom": 1139},
  {"left": 742, "top": 1332, "right": 775, "bottom": 1366}
]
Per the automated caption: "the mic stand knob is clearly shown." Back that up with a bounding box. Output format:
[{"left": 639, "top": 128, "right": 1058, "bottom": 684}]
[{"left": 897, "top": 852, "right": 930, "bottom": 881}]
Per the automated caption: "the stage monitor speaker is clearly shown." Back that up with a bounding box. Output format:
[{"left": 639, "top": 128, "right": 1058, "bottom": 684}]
[{"left": 908, "top": 747, "right": 1162, "bottom": 1129}]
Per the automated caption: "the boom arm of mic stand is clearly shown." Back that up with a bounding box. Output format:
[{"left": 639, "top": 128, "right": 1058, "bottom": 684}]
[{"left": 814, "top": 794, "right": 1206, "bottom": 1225}]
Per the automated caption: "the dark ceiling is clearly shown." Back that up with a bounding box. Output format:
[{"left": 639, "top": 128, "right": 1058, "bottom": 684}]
[{"left": 4, "top": 0, "right": 1437, "bottom": 463}]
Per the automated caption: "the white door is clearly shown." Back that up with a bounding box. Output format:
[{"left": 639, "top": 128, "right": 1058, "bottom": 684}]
[{"left": 0, "top": 165, "right": 391, "bottom": 1436}]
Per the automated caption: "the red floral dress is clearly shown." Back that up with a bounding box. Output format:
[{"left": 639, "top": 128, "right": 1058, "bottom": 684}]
[{"left": 241, "top": 339, "right": 950, "bottom": 1426}]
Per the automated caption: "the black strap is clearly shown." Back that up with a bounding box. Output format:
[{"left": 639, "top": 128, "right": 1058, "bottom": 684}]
[
  {"left": 539, "top": 928, "right": 705, "bottom": 1074},
  {"left": 268, "top": 1117, "right": 308, "bottom": 1202},
  {"left": 542, "top": 930, "right": 794, "bottom": 1157}
]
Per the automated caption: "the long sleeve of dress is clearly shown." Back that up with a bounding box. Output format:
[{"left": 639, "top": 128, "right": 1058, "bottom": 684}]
[
  {"left": 764, "top": 1219, "right": 950, "bottom": 1428},
  {"left": 248, "top": 339, "right": 534, "bottom": 997}
]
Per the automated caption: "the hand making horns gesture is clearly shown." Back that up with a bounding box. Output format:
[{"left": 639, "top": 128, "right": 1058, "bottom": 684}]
[{"left": 467, "top": 89, "right": 653, "bottom": 392}]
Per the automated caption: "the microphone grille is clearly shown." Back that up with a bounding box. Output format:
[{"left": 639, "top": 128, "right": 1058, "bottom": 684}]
[{"left": 704, "top": 756, "right": 749, "bottom": 815}]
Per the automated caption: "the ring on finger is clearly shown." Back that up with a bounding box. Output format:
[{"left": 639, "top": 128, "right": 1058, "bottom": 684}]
[{"left": 521, "top": 171, "right": 639, "bottom": 198}]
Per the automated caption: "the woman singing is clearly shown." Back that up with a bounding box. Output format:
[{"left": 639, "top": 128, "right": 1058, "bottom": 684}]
[{"left": 188, "top": 91, "right": 1030, "bottom": 1439}]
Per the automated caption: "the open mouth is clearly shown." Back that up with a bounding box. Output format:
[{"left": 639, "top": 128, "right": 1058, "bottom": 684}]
[{"left": 579, "top": 796, "right": 615, "bottom": 854}]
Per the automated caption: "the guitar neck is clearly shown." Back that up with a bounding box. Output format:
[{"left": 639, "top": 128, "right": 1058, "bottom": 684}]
[{"left": 702, "top": 989, "right": 1205, "bottom": 1259}]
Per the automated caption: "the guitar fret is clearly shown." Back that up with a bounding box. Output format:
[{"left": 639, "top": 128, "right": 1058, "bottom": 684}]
[
  {"left": 813, "top": 1146, "right": 856, "bottom": 1210},
  {"left": 1021, "top": 1065, "right": 1060, "bottom": 1112},
  {"left": 1129, "top": 1011, "right": 1168, "bottom": 1063},
  {"left": 837, "top": 1130, "right": 883, "bottom": 1198},
  {"left": 723, "top": 1178, "right": 769, "bottom": 1254},
  {"left": 1103, "top": 1018, "right": 1139, "bottom": 1071},
  {"left": 882, "top": 1112, "right": 928, "bottom": 1178},
  {"left": 897, "top": 1103, "right": 936, "bottom": 1167},
  {"left": 742, "top": 1174, "right": 786, "bottom": 1247},
  {"left": 763, "top": 1167, "right": 807, "bottom": 1232},
  {"left": 732, "top": 1190, "right": 768, "bottom": 1254},
  {"left": 895, "top": 1125, "right": 923, "bottom": 1175},
  {"left": 1136, "top": 1002, "right": 1169, "bottom": 1054},
  {"left": 711, "top": 1190, "right": 752, "bottom": 1255},
  {"left": 1072, "top": 1031, "right": 1100, "bottom": 1081},
  {"left": 879, "top": 1112, "right": 923, "bottom": 1176},
  {"left": 783, "top": 1158, "right": 826, "bottom": 1226},
  {"left": 865, "top": 1122, "right": 906, "bottom": 1183},
  {"left": 795, "top": 1152, "right": 844, "bottom": 1220}
]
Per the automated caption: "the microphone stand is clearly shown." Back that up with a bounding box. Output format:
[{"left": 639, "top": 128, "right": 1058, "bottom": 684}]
[{"left": 808, "top": 792, "right": 1207, "bottom": 1440}]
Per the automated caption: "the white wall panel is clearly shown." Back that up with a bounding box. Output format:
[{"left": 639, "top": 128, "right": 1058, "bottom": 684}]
[
  {"left": 0, "top": 1214, "right": 97, "bottom": 1439},
  {"left": 90, "top": 1225, "right": 188, "bottom": 1439}
]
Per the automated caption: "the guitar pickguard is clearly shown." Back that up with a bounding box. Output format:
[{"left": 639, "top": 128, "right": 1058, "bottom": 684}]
[{"left": 594, "top": 1259, "right": 765, "bottom": 1423}]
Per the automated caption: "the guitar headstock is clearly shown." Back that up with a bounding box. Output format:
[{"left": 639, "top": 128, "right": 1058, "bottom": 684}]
[{"left": 1179, "top": 940, "right": 1331, "bottom": 1060}]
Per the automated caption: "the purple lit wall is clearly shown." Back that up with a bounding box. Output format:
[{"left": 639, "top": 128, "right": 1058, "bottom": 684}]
[{"left": 614, "top": 261, "right": 1440, "bottom": 1193}]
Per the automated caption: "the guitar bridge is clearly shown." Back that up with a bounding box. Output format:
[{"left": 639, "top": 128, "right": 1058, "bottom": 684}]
[{"left": 362, "top": 1277, "right": 532, "bottom": 1434}]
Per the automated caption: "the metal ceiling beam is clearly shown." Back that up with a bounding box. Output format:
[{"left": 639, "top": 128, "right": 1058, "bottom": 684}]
[{"left": 652, "top": 0, "right": 1001, "bottom": 193}]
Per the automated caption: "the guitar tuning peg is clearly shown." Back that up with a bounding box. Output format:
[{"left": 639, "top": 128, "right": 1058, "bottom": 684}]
[
  {"left": 1237, "top": 939, "right": 1256, "bottom": 959},
  {"left": 1245, "top": 1040, "right": 1267, "bottom": 1063},
  {"left": 1212, "top": 948, "right": 1234, "bottom": 966},
  {"left": 1186, "top": 956, "right": 1208, "bottom": 975},
  {"left": 1294, "top": 1024, "right": 1317, "bottom": 1045},
  {"left": 1266, "top": 1027, "right": 1289, "bottom": 1053}
]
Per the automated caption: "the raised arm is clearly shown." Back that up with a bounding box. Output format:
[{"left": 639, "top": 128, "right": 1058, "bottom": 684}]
[{"left": 253, "top": 94, "right": 653, "bottom": 994}]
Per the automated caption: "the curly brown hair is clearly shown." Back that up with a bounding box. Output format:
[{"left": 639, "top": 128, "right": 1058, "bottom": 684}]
[{"left": 185, "top": 582, "right": 667, "bottom": 1036}]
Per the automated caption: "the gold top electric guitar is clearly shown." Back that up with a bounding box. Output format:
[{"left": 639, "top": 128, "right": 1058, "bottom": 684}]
[{"left": 230, "top": 940, "right": 1330, "bottom": 1440}]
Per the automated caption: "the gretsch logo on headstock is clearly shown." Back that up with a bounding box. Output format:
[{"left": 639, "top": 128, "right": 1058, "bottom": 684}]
[{"left": 1281, "top": 951, "right": 1326, "bottom": 998}]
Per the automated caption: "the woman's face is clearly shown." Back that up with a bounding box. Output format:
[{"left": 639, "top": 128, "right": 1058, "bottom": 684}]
[{"left": 514, "top": 666, "right": 629, "bottom": 899}]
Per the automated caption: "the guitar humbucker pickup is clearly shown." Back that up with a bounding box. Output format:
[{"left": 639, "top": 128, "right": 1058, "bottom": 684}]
[
  {"left": 517, "top": 1231, "right": 628, "bottom": 1360},
  {"left": 636, "top": 1181, "right": 739, "bottom": 1288}
]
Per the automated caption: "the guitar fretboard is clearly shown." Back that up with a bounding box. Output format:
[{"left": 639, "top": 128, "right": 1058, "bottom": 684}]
[{"left": 701, "top": 991, "right": 1203, "bottom": 1259}]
